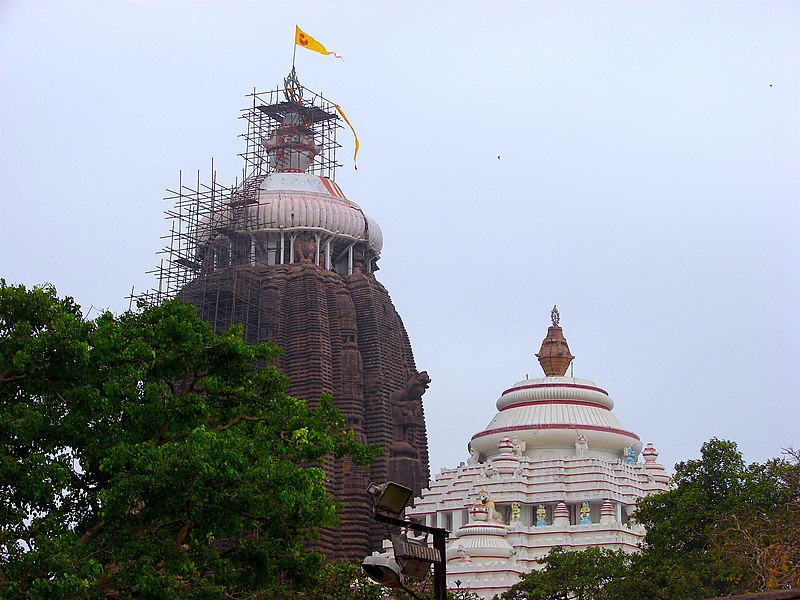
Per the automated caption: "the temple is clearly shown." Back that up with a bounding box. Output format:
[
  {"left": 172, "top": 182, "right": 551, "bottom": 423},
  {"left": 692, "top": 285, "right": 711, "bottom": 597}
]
[
  {"left": 147, "top": 69, "right": 430, "bottom": 561},
  {"left": 399, "top": 308, "right": 670, "bottom": 597}
]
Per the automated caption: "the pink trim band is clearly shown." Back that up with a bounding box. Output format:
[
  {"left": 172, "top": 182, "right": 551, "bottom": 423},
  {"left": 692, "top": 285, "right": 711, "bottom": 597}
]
[
  {"left": 471, "top": 423, "right": 641, "bottom": 442},
  {"left": 501, "top": 399, "right": 610, "bottom": 411},
  {"left": 502, "top": 382, "right": 609, "bottom": 396}
]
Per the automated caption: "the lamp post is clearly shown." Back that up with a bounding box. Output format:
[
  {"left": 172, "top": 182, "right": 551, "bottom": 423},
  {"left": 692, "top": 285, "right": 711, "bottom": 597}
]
[{"left": 362, "top": 482, "right": 449, "bottom": 600}]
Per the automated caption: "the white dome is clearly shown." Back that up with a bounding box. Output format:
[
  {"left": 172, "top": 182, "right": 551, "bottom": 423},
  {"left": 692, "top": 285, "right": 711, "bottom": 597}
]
[
  {"left": 248, "top": 172, "right": 383, "bottom": 253},
  {"left": 470, "top": 376, "right": 641, "bottom": 460},
  {"left": 497, "top": 377, "right": 614, "bottom": 411},
  {"left": 447, "top": 522, "right": 516, "bottom": 560}
]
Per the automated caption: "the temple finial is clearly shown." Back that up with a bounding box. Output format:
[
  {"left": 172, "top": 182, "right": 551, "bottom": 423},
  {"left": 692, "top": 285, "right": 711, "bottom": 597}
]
[
  {"left": 283, "top": 66, "right": 303, "bottom": 103},
  {"left": 536, "top": 307, "right": 574, "bottom": 377}
]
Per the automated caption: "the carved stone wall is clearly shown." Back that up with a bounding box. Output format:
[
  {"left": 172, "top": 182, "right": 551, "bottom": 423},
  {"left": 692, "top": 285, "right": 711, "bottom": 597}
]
[{"left": 178, "top": 262, "right": 430, "bottom": 561}]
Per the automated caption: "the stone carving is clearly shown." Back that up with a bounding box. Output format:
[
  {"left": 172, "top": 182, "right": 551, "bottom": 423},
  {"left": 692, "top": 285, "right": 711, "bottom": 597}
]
[
  {"left": 391, "top": 371, "right": 430, "bottom": 444},
  {"left": 352, "top": 245, "right": 367, "bottom": 274},
  {"left": 405, "top": 370, "right": 431, "bottom": 401},
  {"left": 511, "top": 436, "right": 526, "bottom": 456},
  {"left": 467, "top": 446, "right": 480, "bottom": 465},
  {"left": 575, "top": 433, "right": 588, "bottom": 456},
  {"left": 456, "top": 544, "right": 472, "bottom": 563},
  {"left": 510, "top": 502, "right": 522, "bottom": 524},
  {"left": 293, "top": 233, "right": 317, "bottom": 263},
  {"left": 391, "top": 371, "right": 430, "bottom": 405},
  {"left": 479, "top": 464, "right": 497, "bottom": 480}
]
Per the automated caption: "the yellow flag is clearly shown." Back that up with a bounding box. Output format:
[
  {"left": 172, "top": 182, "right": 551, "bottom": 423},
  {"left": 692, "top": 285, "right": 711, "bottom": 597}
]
[
  {"left": 295, "top": 26, "right": 343, "bottom": 60},
  {"left": 335, "top": 104, "right": 359, "bottom": 170}
]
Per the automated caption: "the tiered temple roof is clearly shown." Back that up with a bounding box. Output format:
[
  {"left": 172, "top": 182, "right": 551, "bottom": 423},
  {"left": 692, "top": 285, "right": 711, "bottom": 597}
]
[{"left": 400, "top": 309, "right": 670, "bottom": 598}]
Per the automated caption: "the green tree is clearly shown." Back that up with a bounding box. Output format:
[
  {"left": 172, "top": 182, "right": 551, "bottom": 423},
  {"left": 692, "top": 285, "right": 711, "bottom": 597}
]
[
  {"left": 497, "top": 547, "right": 636, "bottom": 600},
  {"left": 709, "top": 449, "right": 800, "bottom": 591},
  {"left": 302, "top": 562, "right": 480, "bottom": 600},
  {"left": 633, "top": 438, "right": 799, "bottom": 598},
  {"left": 498, "top": 439, "right": 799, "bottom": 600},
  {"left": 296, "top": 562, "right": 383, "bottom": 600},
  {"left": 0, "top": 282, "right": 376, "bottom": 599}
]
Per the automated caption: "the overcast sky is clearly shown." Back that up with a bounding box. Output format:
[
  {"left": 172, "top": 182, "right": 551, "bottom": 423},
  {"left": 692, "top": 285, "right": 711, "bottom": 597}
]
[{"left": 2, "top": 1, "right": 798, "bottom": 477}]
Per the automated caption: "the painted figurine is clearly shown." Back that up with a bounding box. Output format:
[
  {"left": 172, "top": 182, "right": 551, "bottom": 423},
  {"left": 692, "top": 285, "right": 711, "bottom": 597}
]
[
  {"left": 580, "top": 501, "right": 591, "bottom": 525},
  {"left": 536, "top": 504, "right": 547, "bottom": 526}
]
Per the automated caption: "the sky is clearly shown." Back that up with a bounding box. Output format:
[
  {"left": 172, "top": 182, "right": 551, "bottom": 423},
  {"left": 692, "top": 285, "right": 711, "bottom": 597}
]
[{"left": 2, "top": 1, "right": 798, "bottom": 478}]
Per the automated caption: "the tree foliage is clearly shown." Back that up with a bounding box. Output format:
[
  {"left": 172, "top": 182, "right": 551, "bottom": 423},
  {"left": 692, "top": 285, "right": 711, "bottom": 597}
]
[
  {"left": 710, "top": 449, "right": 800, "bottom": 591},
  {"left": 294, "top": 562, "right": 383, "bottom": 600},
  {"left": 634, "top": 439, "right": 800, "bottom": 597},
  {"left": 499, "top": 439, "right": 800, "bottom": 600},
  {"left": 0, "top": 281, "right": 377, "bottom": 599},
  {"left": 497, "top": 547, "right": 635, "bottom": 600},
  {"left": 302, "top": 562, "right": 480, "bottom": 600}
]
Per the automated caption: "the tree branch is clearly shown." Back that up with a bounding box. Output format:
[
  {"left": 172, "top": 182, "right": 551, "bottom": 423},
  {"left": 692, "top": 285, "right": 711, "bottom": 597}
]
[
  {"left": 218, "top": 414, "right": 262, "bottom": 431},
  {"left": 0, "top": 371, "right": 27, "bottom": 384}
]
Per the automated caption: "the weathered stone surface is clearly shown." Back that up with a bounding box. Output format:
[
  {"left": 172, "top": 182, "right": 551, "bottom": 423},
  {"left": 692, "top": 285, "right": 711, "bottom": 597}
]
[{"left": 178, "top": 262, "right": 429, "bottom": 560}]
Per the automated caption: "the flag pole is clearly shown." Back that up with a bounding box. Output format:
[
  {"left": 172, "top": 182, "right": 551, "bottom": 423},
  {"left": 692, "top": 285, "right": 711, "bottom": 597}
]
[{"left": 292, "top": 30, "right": 297, "bottom": 69}]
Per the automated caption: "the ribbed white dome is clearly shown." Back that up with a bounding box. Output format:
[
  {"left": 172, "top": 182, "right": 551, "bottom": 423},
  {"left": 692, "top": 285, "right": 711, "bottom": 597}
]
[
  {"left": 447, "top": 522, "right": 516, "bottom": 560},
  {"left": 248, "top": 172, "right": 383, "bottom": 253},
  {"left": 498, "top": 377, "right": 614, "bottom": 411},
  {"left": 485, "top": 401, "right": 625, "bottom": 431},
  {"left": 470, "top": 376, "right": 641, "bottom": 461}
]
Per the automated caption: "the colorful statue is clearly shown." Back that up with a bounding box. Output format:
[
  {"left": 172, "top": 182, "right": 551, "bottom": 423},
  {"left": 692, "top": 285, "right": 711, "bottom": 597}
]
[
  {"left": 476, "top": 490, "right": 503, "bottom": 523},
  {"left": 624, "top": 446, "right": 637, "bottom": 463},
  {"left": 580, "top": 501, "right": 591, "bottom": 524},
  {"left": 536, "top": 504, "right": 547, "bottom": 526},
  {"left": 510, "top": 502, "right": 522, "bottom": 524}
]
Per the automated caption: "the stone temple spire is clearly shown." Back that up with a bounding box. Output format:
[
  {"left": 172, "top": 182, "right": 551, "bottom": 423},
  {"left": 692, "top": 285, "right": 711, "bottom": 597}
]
[
  {"left": 172, "top": 72, "right": 429, "bottom": 561},
  {"left": 535, "top": 305, "right": 574, "bottom": 377}
]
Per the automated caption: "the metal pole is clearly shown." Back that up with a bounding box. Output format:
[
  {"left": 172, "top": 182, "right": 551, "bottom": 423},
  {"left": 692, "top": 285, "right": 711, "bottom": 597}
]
[
  {"left": 292, "top": 28, "right": 297, "bottom": 68},
  {"left": 432, "top": 530, "right": 447, "bottom": 600}
]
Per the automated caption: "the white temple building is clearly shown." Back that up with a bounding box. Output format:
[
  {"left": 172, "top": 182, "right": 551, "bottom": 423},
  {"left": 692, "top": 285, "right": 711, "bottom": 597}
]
[{"left": 401, "top": 308, "right": 671, "bottom": 598}]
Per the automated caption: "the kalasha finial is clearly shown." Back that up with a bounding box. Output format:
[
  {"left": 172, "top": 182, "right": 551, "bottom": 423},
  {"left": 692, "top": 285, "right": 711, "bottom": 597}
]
[{"left": 536, "top": 307, "right": 574, "bottom": 377}]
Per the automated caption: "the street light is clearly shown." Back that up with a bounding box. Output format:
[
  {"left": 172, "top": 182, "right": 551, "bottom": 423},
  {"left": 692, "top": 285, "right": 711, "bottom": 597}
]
[
  {"left": 362, "top": 481, "right": 449, "bottom": 600},
  {"left": 367, "top": 481, "right": 414, "bottom": 515},
  {"left": 362, "top": 552, "right": 404, "bottom": 587}
]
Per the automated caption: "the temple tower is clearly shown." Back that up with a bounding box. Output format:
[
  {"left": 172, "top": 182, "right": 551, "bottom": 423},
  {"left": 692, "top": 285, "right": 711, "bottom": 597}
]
[
  {"left": 150, "top": 69, "right": 430, "bottom": 560},
  {"left": 398, "top": 308, "right": 670, "bottom": 598}
]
